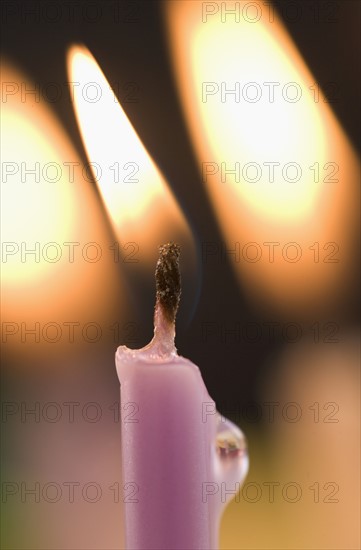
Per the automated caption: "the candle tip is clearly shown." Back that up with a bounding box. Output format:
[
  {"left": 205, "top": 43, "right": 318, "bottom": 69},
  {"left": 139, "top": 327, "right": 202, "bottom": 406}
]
[{"left": 155, "top": 242, "right": 181, "bottom": 324}]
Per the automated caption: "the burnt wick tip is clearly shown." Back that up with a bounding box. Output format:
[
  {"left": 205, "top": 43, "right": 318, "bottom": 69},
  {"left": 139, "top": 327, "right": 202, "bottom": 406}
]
[{"left": 155, "top": 243, "right": 181, "bottom": 324}]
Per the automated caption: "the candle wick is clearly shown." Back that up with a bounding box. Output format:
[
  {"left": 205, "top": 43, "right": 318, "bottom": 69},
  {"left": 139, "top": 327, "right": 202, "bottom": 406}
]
[
  {"left": 155, "top": 242, "right": 181, "bottom": 324},
  {"left": 152, "top": 242, "right": 181, "bottom": 354}
]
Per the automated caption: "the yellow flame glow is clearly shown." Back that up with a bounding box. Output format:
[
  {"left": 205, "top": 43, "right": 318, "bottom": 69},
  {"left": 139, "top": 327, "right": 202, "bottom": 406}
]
[
  {"left": 165, "top": 0, "right": 359, "bottom": 316},
  {"left": 1, "top": 62, "right": 119, "bottom": 336},
  {"left": 67, "top": 45, "right": 193, "bottom": 265},
  {"left": 1, "top": 81, "right": 74, "bottom": 284}
]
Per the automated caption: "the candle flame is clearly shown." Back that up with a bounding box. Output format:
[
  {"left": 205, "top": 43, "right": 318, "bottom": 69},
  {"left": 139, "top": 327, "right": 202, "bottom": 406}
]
[
  {"left": 0, "top": 61, "right": 120, "bottom": 345},
  {"left": 165, "top": 0, "right": 359, "bottom": 317},
  {"left": 67, "top": 45, "right": 194, "bottom": 266}
]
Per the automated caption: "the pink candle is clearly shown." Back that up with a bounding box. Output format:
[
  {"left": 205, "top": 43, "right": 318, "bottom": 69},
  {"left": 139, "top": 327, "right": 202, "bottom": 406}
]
[{"left": 116, "top": 244, "right": 248, "bottom": 549}]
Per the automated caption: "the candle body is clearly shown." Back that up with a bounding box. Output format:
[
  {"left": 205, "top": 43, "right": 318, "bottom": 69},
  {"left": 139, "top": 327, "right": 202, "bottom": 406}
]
[{"left": 116, "top": 347, "right": 217, "bottom": 550}]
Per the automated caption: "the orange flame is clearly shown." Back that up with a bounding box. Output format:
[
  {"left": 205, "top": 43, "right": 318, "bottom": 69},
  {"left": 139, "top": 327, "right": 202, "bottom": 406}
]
[
  {"left": 67, "top": 45, "right": 195, "bottom": 269},
  {"left": 164, "top": 0, "right": 359, "bottom": 317},
  {"left": 1, "top": 61, "right": 120, "bottom": 352}
]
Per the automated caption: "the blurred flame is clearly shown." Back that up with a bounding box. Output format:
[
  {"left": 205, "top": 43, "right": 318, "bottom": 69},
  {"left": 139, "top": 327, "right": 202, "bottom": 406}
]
[
  {"left": 1, "top": 72, "right": 74, "bottom": 285},
  {"left": 67, "top": 45, "right": 194, "bottom": 266},
  {"left": 165, "top": 1, "right": 359, "bottom": 317},
  {"left": 1, "top": 61, "right": 120, "bottom": 348}
]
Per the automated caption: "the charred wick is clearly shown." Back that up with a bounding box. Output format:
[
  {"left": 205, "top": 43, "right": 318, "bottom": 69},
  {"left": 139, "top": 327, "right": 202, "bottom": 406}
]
[{"left": 155, "top": 243, "right": 181, "bottom": 324}]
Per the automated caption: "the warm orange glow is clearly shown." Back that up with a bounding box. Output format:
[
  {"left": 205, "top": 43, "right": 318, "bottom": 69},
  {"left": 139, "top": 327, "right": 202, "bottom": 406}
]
[
  {"left": 165, "top": 1, "right": 359, "bottom": 317},
  {"left": 1, "top": 62, "right": 120, "bottom": 342},
  {"left": 2, "top": 86, "right": 74, "bottom": 284},
  {"left": 67, "top": 45, "right": 194, "bottom": 266}
]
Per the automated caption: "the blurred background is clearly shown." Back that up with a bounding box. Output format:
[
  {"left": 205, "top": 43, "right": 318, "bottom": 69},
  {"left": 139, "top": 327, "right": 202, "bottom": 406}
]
[{"left": 1, "top": 1, "right": 360, "bottom": 549}]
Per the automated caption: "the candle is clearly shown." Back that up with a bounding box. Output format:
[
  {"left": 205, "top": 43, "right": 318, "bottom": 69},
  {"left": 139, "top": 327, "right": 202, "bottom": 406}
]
[{"left": 116, "top": 243, "right": 248, "bottom": 549}]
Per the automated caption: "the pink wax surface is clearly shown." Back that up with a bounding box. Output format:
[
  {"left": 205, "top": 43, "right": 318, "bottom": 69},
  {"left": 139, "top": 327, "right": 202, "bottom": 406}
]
[{"left": 116, "top": 344, "right": 218, "bottom": 550}]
